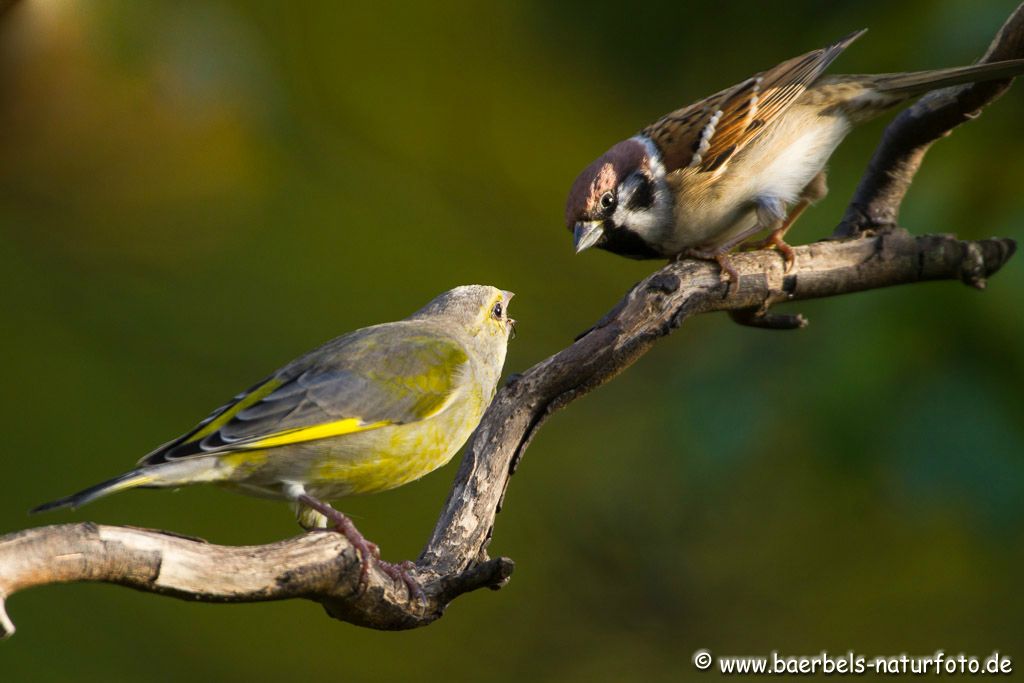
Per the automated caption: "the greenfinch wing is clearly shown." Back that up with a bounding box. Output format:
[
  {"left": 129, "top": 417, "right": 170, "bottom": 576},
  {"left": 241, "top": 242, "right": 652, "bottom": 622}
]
[{"left": 138, "top": 325, "right": 470, "bottom": 465}]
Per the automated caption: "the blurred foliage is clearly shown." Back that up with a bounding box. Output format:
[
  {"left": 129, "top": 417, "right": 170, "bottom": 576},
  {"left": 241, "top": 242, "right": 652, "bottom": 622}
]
[{"left": 1, "top": 1, "right": 1022, "bottom": 680}]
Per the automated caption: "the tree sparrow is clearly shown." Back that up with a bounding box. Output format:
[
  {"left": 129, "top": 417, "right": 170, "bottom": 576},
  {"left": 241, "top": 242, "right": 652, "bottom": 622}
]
[{"left": 566, "top": 30, "right": 1024, "bottom": 281}]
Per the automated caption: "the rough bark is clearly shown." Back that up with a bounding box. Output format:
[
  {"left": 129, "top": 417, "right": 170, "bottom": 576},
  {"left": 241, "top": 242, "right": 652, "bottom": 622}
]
[{"left": 1, "top": 4, "right": 1021, "bottom": 638}]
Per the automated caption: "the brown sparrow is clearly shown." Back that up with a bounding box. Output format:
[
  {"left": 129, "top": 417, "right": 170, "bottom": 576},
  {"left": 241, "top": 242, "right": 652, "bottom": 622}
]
[{"left": 565, "top": 30, "right": 1024, "bottom": 281}]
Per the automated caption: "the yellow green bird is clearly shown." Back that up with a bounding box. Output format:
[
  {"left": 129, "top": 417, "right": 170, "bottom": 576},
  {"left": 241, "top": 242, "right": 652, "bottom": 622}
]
[{"left": 33, "top": 285, "right": 515, "bottom": 589}]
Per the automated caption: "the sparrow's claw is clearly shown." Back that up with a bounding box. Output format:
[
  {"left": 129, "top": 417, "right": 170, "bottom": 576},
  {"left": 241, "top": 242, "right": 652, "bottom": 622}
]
[
  {"left": 682, "top": 248, "right": 740, "bottom": 291},
  {"left": 775, "top": 238, "right": 797, "bottom": 273},
  {"left": 714, "top": 253, "right": 741, "bottom": 288},
  {"left": 749, "top": 230, "right": 797, "bottom": 273}
]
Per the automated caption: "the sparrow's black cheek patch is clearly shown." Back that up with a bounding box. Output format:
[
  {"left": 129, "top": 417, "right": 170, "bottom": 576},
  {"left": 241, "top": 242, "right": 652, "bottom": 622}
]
[{"left": 626, "top": 178, "right": 654, "bottom": 210}]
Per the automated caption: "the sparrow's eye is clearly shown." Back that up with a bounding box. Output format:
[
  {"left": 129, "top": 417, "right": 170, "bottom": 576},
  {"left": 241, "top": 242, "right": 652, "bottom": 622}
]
[
  {"left": 491, "top": 302, "right": 503, "bottom": 320},
  {"left": 600, "top": 191, "right": 616, "bottom": 211}
]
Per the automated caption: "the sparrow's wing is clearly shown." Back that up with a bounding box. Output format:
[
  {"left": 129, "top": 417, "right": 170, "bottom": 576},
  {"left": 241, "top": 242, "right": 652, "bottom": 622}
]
[
  {"left": 644, "top": 29, "right": 866, "bottom": 174},
  {"left": 138, "top": 324, "right": 469, "bottom": 464}
]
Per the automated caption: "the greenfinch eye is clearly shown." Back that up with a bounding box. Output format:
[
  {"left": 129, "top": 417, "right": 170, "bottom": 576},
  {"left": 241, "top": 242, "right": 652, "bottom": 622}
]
[{"left": 491, "top": 302, "right": 503, "bottom": 320}]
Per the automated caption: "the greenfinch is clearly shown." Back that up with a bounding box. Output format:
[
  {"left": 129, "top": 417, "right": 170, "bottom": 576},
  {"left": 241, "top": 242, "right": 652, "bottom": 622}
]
[{"left": 33, "top": 285, "right": 515, "bottom": 587}]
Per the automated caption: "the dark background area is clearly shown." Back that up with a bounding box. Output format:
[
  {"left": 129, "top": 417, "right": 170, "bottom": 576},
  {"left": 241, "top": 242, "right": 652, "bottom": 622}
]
[{"left": 2, "top": 1, "right": 1022, "bottom": 680}]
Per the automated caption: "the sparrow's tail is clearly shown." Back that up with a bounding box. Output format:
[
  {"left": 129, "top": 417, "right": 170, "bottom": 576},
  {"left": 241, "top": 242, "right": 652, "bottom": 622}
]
[
  {"left": 873, "top": 58, "right": 1024, "bottom": 95},
  {"left": 30, "top": 457, "right": 222, "bottom": 513}
]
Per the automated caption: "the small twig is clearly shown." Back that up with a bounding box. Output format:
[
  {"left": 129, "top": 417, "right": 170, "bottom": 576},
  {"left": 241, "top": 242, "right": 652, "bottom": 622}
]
[{"left": 729, "top": 287, "right": 808, "bottom": 330}]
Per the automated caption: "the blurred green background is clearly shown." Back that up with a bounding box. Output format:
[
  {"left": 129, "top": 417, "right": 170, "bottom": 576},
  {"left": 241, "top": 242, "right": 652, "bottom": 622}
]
[{"left": 2, "top": 0, "right": 1023, "bottom": 680}]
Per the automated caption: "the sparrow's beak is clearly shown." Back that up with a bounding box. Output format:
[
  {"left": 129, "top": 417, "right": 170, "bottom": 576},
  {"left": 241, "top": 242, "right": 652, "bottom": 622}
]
[{"left": 573, "top": 221, "right": 604, "bottom": 254}]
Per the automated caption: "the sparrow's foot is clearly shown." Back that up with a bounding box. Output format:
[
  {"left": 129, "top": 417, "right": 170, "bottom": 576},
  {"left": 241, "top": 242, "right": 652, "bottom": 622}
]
[
  {"left": 296, "top": 493, "right": 376, "bottom": 587},
  {"left": 682, "top": 248, "right": 740, "bottom": 290},
  {"left": 377, "top": 559, "right": 426, "bottom": 605},
  {"left": 714, "top": 252, "right": 741, "bottom": 286},
  {"left": 749, "top": 230, "right": 797, "bottom": 273}
]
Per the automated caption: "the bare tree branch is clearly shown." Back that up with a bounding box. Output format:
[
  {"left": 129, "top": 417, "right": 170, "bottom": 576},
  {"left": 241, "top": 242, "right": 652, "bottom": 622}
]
[
  {"left": 0, "top": 522, "right": 513, "bottom": 635},
  {"left": 1, "top": 3, "right": 1021, "bottom": 638}
]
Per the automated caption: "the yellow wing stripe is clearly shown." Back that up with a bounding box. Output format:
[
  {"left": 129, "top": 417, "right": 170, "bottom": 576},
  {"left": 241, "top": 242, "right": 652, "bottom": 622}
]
[
  {"left": 241, "top": 418, "right": 392, "bottom": 449},
  {"left": 186, "top": 378, "right": 284, "bottom": 444}
]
